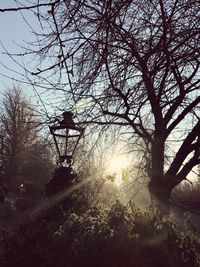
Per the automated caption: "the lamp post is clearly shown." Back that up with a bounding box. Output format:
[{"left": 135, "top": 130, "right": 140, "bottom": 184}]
[
  {"left": 46, "top": 111, "right": 84, "bottom": 207},
  {"left": 49, "top": 111, "right": 84, "bottom": 166}
]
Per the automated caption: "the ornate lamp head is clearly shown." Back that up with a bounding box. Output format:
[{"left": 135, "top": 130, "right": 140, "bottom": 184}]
[{"left": 49, "top": 111, "right": 84, "bottom": 166}]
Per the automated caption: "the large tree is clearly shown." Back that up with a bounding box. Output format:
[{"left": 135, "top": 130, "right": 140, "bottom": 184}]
[{"left": 1, "top": 0, "right": 200, "bottom": 213}]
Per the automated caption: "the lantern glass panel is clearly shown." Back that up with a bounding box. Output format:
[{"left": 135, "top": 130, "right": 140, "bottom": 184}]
[{"left": 54, "top": 128, "right": 81, "bottom": 159}]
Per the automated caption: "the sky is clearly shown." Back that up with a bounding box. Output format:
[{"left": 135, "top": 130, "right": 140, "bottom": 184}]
[
  {"left": 0, "top": 0, "right": 39, "bottom": 98},
  {"left": 0, "top": 1, "right": 67, "bottom": 119}
]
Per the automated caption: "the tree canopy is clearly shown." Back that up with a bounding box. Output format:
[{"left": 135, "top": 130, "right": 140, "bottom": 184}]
[
  {"left": 0, "top": 88, "right": 53, "bottom": 191},
  {"left": 0, "top": 0, "right": 200, "bottom": 212}
]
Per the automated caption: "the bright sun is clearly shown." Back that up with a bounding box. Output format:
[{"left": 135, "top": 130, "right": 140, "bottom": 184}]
[{"left": 105, "top": 154, "right": 130, "bottom": 187}]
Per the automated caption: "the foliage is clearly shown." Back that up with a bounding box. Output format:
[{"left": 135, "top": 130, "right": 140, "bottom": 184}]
[
  {"left": 0, "top": 88, "right": 37, "bottom": 187},
  {"left": 0, "top": 88, "right": 53, "bottom": 196},
  {"left": 2, "top": 201, "right": 200, "bottom": 267},
  {"left": 20, "top": 140, "right": 54, "bottom": 189},
  {"left": 172, "top": 181, "right": 200, "bottom": 215}
]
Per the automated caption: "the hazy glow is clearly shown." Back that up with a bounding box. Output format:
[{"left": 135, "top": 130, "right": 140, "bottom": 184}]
[{"left": 106, "top": 154, "right": 130, "bottom": 187}]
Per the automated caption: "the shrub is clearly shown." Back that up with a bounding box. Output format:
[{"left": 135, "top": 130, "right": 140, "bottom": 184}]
[{"left": 2, "top": 201, "right": 200, "bottom": 267}]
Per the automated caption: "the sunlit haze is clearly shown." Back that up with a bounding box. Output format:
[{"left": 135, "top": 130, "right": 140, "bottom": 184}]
[{"left": 105, "top": 154, "right": 131, "bottom": 187}]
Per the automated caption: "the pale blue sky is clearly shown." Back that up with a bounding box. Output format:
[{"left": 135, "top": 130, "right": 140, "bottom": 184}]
[
  {"left": 0, "top": 0, "right": 37, "bottom": 96},
  {"left": 0, "top": 1, "right": 63, "bottom": 116}
]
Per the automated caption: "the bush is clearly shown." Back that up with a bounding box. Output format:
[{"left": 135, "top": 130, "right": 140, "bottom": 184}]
[{"left": 2, "top": 201, "right": 200, "bottom": 267}]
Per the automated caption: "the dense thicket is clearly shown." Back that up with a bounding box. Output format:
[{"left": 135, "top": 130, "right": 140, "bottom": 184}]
[{"left": 2, "top": 201, "right": 200, "bottom": 267}]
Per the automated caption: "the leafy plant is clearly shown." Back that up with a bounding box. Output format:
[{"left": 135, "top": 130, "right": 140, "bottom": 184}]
[{"left": 3, "top": 201, "right": 200, "bottom": 267}]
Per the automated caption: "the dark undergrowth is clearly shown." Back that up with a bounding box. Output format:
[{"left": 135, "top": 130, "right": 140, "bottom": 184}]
[{"left": 1, "top": 201, "right": 200, "bottom": 267}]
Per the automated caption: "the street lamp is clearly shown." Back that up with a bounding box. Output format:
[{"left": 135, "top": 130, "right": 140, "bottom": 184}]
[
  {"left": 45, "top": 111, "right": 84, "bottom": 211},
  {"left": 49, "top": 111, "right": 84, "bottom": 166}
]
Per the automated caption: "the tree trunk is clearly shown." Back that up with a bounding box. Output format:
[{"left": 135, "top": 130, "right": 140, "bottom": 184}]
[
  {"left": 148, "top": 136, "right": 173, "bottom": 215},
  {"left": 148, "top": 179, "right": 174, "bottom": 215}
]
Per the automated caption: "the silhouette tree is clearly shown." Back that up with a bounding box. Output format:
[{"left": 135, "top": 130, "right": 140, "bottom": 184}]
[
  {"left": 0, "top": 88, "right": 39, "bottom": 189},
  {"left": 1, "top": 0, "right": 200, "bottom": 213}
]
